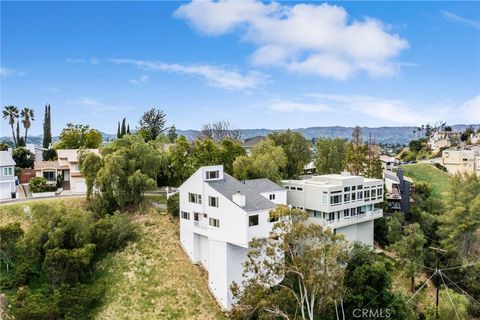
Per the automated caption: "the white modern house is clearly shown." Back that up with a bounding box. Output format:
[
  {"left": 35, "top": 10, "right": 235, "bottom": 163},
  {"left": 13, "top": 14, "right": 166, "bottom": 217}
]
[
  {"left": 0, "top": 150, "right": 17, "bottom": 200},
  {"left": 283, "top": 173, "right": 384, "bottom": 247},
  {"left": 179, "top": 165, "right": 286, "bottom": 310}
]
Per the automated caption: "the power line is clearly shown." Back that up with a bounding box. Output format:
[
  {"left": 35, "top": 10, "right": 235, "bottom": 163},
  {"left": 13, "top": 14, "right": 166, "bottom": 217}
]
[
  {"left": 439, "top": 272, "right": 460, "bottom": 320},
  {"left": 441, "top": 261, "right": 480, "bottom": 271},
  {"left": 441, "top": 272, "right": 480, "bottom": 306},
  {"left": 406, "top": 271, "right": 437, "bottom": 304}
]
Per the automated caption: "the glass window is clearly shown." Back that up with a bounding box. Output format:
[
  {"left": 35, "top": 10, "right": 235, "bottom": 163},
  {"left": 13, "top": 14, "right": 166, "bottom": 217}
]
[
  {"left": 43, "top": 171, "right": 56, "bottom": 182},
  {"left": 249, "top": 215, "right": 259, "bottom": 226},
  {"left": 269, "top": 194, "right": 275, "bottom": 200},
  {"left": 297, "top": 187, "right": 303, "bottom": 191},
  {"left": 188, "top": 193, "right": 202, "bottom": 204},
  {"left": 344, "top": 209, "right": 350, "bottom": 217},
  {"left": 330, "top": 195, "right": 341, "bottom": 205},
  {"left": 344, "top": 193, "right": 350, "bottom": 202},
  {"left": 328, "top": 212, "right": 335, "bottom": 221},
  {"left": 209, "top": 218, "right": 220, "bottom": 227},
  {"left": 206, "top": 170, "right": 219, "bottom": 179},
  {"left": 194, "top": 212, "right": 199, "bottom": 221},
  {"left": 208, "top": 196, "right": 219, "bottom": 207},
  {"left": 357, "top": 191, "right": 363, "bottom": 200},
  {"left": 352, "top": 192, "right": 356, "bottom": 201},
  {"left": 181, "top": 211, "right": 190, "bottom": 220},
  {"left": 344, "top": 186, "right": 350, "bottom": 192}
]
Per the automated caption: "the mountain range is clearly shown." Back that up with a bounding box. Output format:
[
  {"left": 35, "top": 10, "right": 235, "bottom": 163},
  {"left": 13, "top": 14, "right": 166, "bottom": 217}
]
[{"left": 1, "top": 124, "right": 478, "bottom": 146}]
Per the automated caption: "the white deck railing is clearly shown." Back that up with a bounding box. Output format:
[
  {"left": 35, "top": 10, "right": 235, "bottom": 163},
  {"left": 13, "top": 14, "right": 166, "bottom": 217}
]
[{"left": 312, "top": 209, "right": 383, "bottom": 229}]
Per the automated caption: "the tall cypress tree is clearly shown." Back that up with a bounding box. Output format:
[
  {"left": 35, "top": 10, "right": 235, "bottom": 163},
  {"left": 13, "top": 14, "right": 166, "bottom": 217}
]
[
  {"left": 117, "top": 122, "right": 121, "bottom": 139},
  {"left": 42, "top": 104, "right": 52, "bottom": 149},
  {"left": 121, "top": 118, "right": 126, "bottom": 137},
  {"left": 16, "top": 122, "right": 22, "bottom": 147},
  {"left": 127, "top": 124, "right": 130, "bottom": 134}
]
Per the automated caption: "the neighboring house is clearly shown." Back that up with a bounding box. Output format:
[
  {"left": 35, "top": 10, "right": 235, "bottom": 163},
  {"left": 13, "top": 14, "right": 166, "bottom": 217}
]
[
  {"left": 429, "top": 131, "right": 461, "bottom": 153},
  {"left": 25, "top": 143, "right": 47, "bottom": 162},
  {"left": 34, "top": 149, "right": 100, "bottom": 193},
  {"left": 303, "top": 161, "right": 316, "bottom": 175},
  {"left": 283, "top": 173, "right": 384, "bottom": 247},
  {"left": 242, "top": 135, "right": 265, "bottom": 156},
  {"left": 0, "top": 150, "right": 17, "bottom": 200},
  {"left": 442, "top": 147, "right": 480, "bottom": 176},
  {"left": 179, "top": 165, "right": 287, "bottom": 310},
  {"left": 383, "top": 169, "right": 413, "bottom": 213},
  {"left": 379, "top": 155, "right": 398, "bottom": 171}
]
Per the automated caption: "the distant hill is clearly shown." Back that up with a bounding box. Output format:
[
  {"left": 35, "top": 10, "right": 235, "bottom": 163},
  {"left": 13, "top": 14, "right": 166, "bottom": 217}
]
[{"left": 2, "top": 124, "right": 478, "bottom": 146}]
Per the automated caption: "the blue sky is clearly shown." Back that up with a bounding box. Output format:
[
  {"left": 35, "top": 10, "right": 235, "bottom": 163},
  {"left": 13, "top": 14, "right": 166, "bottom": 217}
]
[{"left": 1, "top": 1, "right": 479, "bottom": 136}]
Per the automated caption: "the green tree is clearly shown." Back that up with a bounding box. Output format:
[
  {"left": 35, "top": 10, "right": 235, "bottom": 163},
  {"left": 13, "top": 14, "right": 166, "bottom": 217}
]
[
  {"left": 16, "top": 121, "right": 24, "bottom": 147},
  {"left": 96, "top": 134, "right": 163, "bottom": 208},
  {"left": 439, "top": 173, "right": 480, "bottom": 260},
  {"left": 121, "top": 118, "right": 127, "bottom": 137},
  {"left": 20, "top": 107, "right": 34, "bottom": 143},
  {"left": 390, "top": 223, "right": 426, "bottom": 293},
  {"left": 138, "top": 108, "right": 166, "bottom": 141},
  {"left": 167, "top": 125, "right": 178, "bottom": 143},
  {"left": 56, "top": 123, "right": 102, "bottom": 149},
  {"left": 268, "top": 129, "right": 311, "bottom": 178},
  {"left": 0, "top": 222, "right": 24, "bottom": 272},
  {"left": 219, "top": 138, "right": 245, "bottom": 174},
  {"left": 315, "top": 137, "right": 347, "bottom": 174},
  {"left": 233, "top": 139, "right": 287, "bottom": 183},
  {"left": 167, "top": 135, "right": 194, "bottom": 186},
  {"left": 42, "top": 104, "right": 52, "bottom": 149},
  {"left": 116, "top": 121, "right": 121, "bottom": 139},
  {"left": 231, "top": 206, "right": 349, "bottom": 319},
  {"left": 79, "top": 150, "right": 103, "bottom": 199},
  {"left": 13, "top": 147, "right": 35, "bottom": 168},
  {"left": 191, "top": 138, "right": 221, "bottom": 168},
  {"left": 2, "top": 105, "right": 19, "bottom": 146},
  {"left": 344, "top": 244, "right": 411, "bottom": 319}
]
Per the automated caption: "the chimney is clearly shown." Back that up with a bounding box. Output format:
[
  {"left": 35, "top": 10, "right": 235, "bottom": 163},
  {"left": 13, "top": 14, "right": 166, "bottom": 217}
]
[
  {"left": 7, "top": 147, "right": 13, "bottom": 157},
  {"left": 232, "top": 191, "right": 246, "bottom": 207}
]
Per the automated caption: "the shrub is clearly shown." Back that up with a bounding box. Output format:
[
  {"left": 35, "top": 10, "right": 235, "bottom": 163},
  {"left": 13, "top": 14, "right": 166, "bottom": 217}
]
[
  {"left": 167, "top": 193, "right": 179, "bottom": 217},
  {"left": 42, "top": 148, "right": 57, "bottom": 161},
  {"left": 92, "top": 212, "right": 136, "bottom": 253},
  {"left": 29, "top": 177, "right": 57, "bottom": 193},
  {"left": 12, "top": 147, "right": 35, "bottom": 168}
]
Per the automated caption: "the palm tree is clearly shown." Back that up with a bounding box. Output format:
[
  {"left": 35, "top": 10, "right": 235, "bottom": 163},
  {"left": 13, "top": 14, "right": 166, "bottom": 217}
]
[
  {"left": 2, "top": 105, "right": 19, "bottom": 146},
  {"left": 20, "top": 107, "right": 35, "bottom": 144}
]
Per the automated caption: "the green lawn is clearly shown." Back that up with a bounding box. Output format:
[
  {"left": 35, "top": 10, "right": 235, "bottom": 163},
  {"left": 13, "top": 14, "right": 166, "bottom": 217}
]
[{"left": 401, "top": 163, "right": 452, "bottom": 200}]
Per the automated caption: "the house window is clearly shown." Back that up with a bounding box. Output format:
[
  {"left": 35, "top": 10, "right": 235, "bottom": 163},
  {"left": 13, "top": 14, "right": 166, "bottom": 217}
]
[
  {"left": 322, "top": 195, "right": 327, "bottom": 204},
  {"left": 181, "top": 211, "right": 190, "bottom": 220},
  {"left": 364, "top": 190, "right": 370, "bottom": 199},
  {"left": 194, "top": 212, "right": 199, "bottom": 221},
  {"left": 249, "top": 215, "right": 259, "bottom": 226},
  {"left": 330, "top": 195, "right": 341, "bottom": 205},
  {"left": 344, "top": 186, "right": 350, "bottom": 192},
  {"left": 371, "top": 189, "right": 377, "bottom": 197},
  {"left": 291, "top": 187, "right": 297, "bottom": 190},
  {"left": 352, "top": 192, "right": 356, "bottom": 201},
  {"left": 344, "top": 193, "right": 350, "bottom": 202},
  {"left": 3, "top": 167, "right": 13, "bottom": 176},
  {"left": 269, "top": 194, "right": 275, "bottom": 200},
  {"left": 208, "top": 196, "right": 219, "bottom": 207},
  {"left": 284, "top": 186, "right": 290, "bottom": 189},
  {"left": 297, "top": 187, "right": 303, "bottom": 191},
  {"left": 344, "top": 209, "right": 350, "bottom": 217},
  {"left": 43, "top": 171, "right": 56, "bottom": 182},
  {"left": 328, "top": 212, "right": 335, "bottom": 221},
  {"left": 357, "top": 191, "right": 363, "bottom": 200},
  {"left": 188, "top": 192, "right": 202, "bottom": 204},
  {"left": 206, "top": 170, "right": 219, "bottom": 179},
  {"left": 209, "top": 218, "right": 220, "bottom": 227}
]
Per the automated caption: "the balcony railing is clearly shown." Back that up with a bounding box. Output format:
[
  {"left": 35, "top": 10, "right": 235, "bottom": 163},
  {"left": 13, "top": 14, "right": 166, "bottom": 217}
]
[{"left": 311, "top": 209, "right": 383, "bottom": 229}]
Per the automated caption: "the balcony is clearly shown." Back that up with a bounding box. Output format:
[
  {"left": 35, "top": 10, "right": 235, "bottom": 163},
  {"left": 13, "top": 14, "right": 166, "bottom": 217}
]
[{"left": 309, "top": 209, "right": 383, "bottom": 229}]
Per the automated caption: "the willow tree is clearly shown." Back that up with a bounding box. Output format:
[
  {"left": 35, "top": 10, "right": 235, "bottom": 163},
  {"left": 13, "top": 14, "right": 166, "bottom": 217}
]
[
  {"left": 79, "top": 150, "right": 103, "bottom": 199},
  {"left": 231, "top": 206, "right": 349, "bottom": 320}
]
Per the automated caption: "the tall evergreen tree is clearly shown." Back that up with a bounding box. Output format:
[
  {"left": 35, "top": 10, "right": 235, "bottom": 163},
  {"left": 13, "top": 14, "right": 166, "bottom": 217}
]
[
  {"left": 121, "top": 118, "right": 127, "bottom": 137},
  {"left": 127, "top": 124, "right": 130, "bottom": 134},
  {"left": 15, "top": 122, "right": 21, "bottom": 146},
  {"left": 42, "top": 104, "right": 52, "bottom": 149},
  {"left": 117, "top": 122, "right": 121, "bottom": 139}
]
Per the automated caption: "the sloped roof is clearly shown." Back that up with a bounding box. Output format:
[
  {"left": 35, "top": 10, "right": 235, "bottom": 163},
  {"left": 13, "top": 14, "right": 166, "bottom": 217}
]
[
  {"left": 57, "top": 149, "right": 100, "bottom": 162},
  {"left": 0, "top": 151, "right": 15, "bottom": 166},
  {"left": 206, "top": 173, "right": 280, "bottom": 212},
  {"left": 242, "top": 136, "right": 265, "bottom": 148},
  {"left": 383, "top": 170, "right": 400, "bottom": 183},
  {"left": 34, "top": 161, "right": 68, "bottom": 170}
]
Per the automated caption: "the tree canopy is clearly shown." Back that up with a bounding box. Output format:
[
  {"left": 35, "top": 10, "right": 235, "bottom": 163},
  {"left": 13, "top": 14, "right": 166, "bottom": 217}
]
[
  {"left": 56, "top": 123, "right": 102, "bottom": 149},
  {"left": 268, "top": 129, "right": 311, "bottom": 178},
  {"left": 138, "top": 108, "right": 166, "bottom": 141}
]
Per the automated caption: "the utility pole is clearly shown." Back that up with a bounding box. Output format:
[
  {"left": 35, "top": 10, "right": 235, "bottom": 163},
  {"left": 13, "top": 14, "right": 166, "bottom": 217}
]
[{"left": 430, "top": 246, "right": 447, "bottom": 320}]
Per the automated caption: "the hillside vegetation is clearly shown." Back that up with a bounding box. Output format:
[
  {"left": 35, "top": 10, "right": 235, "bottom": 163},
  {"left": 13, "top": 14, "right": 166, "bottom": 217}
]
[
  {"left": 0, "top": 199, "right": 224, "bottom": 320},
  {"left": 401, "top": 163, "right": 452, "bottom": 199}
]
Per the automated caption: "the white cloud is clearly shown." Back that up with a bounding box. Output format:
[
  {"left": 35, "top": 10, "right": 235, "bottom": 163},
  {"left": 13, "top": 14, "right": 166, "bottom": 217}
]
[
  {"left": 0, "top": 67, "right": 25, "bottom": 78},
  {"left": 66, "top": 97, "right": 133, "bottom": 113},
  {"left": 110, "top": 58, "right": 267, "bottom": 90},
  {"left": 265, "top": 99, "right": 332, "bottom": 113},
  {"left": 175, "top": 1, "right": 408, "bottom": 80},
  {"left": 461, "top": 95, "right": 480, "bottom": 122},
  {"left": 442, "top": 11, "right": 480, "bottom": 29},
  {"left": 65, "top": 58, "right": 101, "bottom": 64},
  {"left": 45, "top": 87, "right": 60, "bottom": 93},
  {"left": 129, "top": 74, "right": 149, "bottom": 85}
]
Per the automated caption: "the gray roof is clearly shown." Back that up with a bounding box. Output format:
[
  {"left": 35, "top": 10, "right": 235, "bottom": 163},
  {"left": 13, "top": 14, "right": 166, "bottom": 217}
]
[
  {"left": 383, "top": 170, "right": 399, "bottom": 183},
  {"left": 0, "top": 151, "right": 15, "bottom": 166},
  {"left": 206, "top": 173, "right": 280, "bottom": 212},
  {"left": 242, "top": 136, "right": 265, "bottom": 148}
]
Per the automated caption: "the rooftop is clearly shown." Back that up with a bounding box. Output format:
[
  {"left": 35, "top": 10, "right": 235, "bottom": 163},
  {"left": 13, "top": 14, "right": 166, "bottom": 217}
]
[
  {"left": 0, "top": 151, "right": 15, "bottom": 166},
  {"left": 57, "top": 149, "right": 100, "bottom": 162},
  {"left": 207, "top": 173, "right": 280, "bottom": 213},
  {"left": 284, "top": 173, "right": 382, "bottom": 186}
]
